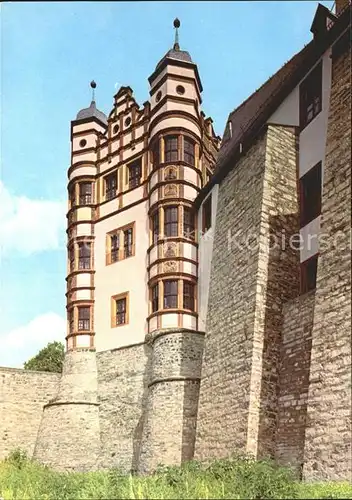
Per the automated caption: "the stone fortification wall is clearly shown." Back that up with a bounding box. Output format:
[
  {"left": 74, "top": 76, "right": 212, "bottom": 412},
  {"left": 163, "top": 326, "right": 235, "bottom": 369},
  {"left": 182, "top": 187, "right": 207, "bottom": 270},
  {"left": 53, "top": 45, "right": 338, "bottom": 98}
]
[
  {"left": 195, "top": 124, "right": 300, "bottom": 462},
  {"left": 276, "top": 291, "right": 315, "bottom": 473},
  {"left": 0, "top": 367, "right": 60, "bottom": 461},
  {"left": 96, "top": 342, "right": 151, "bottom": 472},
  {"left": 303, "top": 30, "right": 351, "bottom": 481},
  {"left": 33, "top": 349, "right": 101, "bottom": 472},
  {"left": 138, "top": 329, "right": 204, "bottom": 474}
]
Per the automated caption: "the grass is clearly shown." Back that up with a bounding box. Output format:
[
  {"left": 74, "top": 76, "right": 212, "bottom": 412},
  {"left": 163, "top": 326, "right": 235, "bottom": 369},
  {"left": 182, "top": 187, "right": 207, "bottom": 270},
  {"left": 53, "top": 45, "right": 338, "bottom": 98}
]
[{"left": 0, "top": 449, "right": 351, "bottom": 499}]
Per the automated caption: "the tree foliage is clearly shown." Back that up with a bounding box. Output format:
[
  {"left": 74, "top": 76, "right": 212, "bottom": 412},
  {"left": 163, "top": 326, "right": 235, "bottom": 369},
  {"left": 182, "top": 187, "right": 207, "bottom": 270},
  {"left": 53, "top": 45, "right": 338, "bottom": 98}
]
[{"left": 24, "top": 341, "right": 64, "bottom": 373}]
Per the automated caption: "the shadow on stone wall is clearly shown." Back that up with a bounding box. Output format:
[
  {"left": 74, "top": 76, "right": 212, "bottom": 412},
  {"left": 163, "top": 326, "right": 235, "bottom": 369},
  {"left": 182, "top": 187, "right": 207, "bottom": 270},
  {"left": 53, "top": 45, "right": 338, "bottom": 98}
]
[{"left": 131, "top": 343, "right": 152, "bottom": 473}]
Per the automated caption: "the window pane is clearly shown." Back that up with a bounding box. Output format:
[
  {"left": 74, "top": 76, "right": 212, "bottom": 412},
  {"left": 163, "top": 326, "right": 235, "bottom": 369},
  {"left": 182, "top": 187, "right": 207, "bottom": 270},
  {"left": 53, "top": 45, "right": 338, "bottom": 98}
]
[
  {"left": 299, "top": 62, "right": 322, "bottom": 129},
  {"left": 164, "top": 206, "right": 178, "bottom": 237},
  {"left": 152, "top": 212, "right": 159, "bottom": 244},
  {"left": 184, "top": 138, "right": 195, "bottom": 166},
  {"left": 151, "top": 284, "right": 159, "bottom": 312},
  {"left": 300, "top": 162, "right": 322, "bottom": 227},
  {"left": 110, "top": 234, "right": 119, "bottom": 262},
  {"left": 79, "top": 182, "right": 92, "bottom": 205},
  {"left": 165, "top": 136, "right": 178, "bottom": 162},
  {"left": 78, "top": 307, "right": 90, "bottom": 330},
  {"left": 164, "top": 280, "right": 178, "bottom": 309},
  {"left": 116, "top": 298, "right": 127, "bottom": 325},
  {"left": 105, "top": 173, "right": 117, "bottom": 200},
  {"left": 124, "top": 227, "right": 134, "bottom": 258},
  {"left": 183, "top": 282, "right": 195, "bottom": 311},
  {"left": 183, "top": 207, "right": 195, "bottom": 240},
  {"left": 128, "top": 159, "right": 142, "bottom": 189},
  {"left": 78, "top": 242, "right": 91, "bottom": 269}
]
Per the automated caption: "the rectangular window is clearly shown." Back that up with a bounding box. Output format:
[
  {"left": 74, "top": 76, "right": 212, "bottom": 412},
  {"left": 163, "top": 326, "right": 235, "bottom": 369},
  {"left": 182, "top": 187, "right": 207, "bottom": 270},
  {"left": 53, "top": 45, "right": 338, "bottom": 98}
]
[
  {"left": 110, "top": 233, "right": 120, "bottom": 263},
  {"left": 183, "top": 207, "right": 195, "bottom": 240},
  {"left": 300, "top": 162, "right": 322, "bottom": 227},
  {"left": 165, "top": 136, "right": 178, "bottom": 163},
  {"left": 112, "top": 293, "right": 129, "bottom": 327},
  {"left": 123, "top": 227, "right": 134, "bottom": 258},
  {"left": 183, "top": 282, "right": 195, "bottom": 311},
  {"left": 202, "top": 195, "right": 212, "bottom": 234},
  {"left": 128, "top": 158, "right": 142, "bottom": 189},
  {"left": 164, "top": 280, "right": 178, "bottom": 309},
  {"left": 151, "top": 284, "right": 159, "bottom": 313},
  {"left": 105, "top": 172, "right": 117, "bottom": 201},
  {"left": 152, "top": 211, "right": 159, "bottom": 245},
  {"left": 184, "top": 137, "right": 195, "bottom": 166},
  {"left": 299, "top": 62, "right": 322, "bottom": 129},
  {"left": 164, "top": 206, "right": 178, "bottom": 237},
  {"left": 78, "top": 242, "right": 91, "bottom": 269},
  {"left": 78, "top": 306, "right": 90, "bottom": 331},
  {"left": 79, "top": 182, "right": 92, "bottom": 205},
  {"left": 300, "top": 255, "right": 318, "bottom": 294}
]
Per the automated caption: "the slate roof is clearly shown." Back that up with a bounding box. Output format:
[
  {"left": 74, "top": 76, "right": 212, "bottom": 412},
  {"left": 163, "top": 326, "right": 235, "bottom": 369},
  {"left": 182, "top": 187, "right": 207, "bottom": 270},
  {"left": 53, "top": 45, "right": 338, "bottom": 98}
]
[{"left": 76, "top": 100, "right": 108, "bottom": 125}]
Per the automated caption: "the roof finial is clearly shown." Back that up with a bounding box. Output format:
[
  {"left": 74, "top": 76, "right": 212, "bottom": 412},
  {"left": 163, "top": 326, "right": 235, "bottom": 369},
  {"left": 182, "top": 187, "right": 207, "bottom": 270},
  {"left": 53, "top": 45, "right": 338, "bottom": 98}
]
[
  {"left": 90, "top": 80, "right": 97, "bottom": 102},
  {"left": 173, "top": 18, "right": 180, "bottom": 50}
]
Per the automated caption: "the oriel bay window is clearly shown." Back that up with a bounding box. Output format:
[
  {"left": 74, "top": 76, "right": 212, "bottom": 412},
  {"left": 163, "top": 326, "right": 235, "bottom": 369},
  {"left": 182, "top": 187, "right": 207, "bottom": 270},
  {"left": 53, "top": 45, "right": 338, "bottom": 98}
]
[
  {"left": 79, "top": 182, "right": 92, "bottom": 205},
  {"left": 78, "top": 242, "right": 91, "bottom": 269},
  {"left": 164, "top": 206, "right": 178, "bottom": 237},
  {"left": 164, "top": 280, "right": 178, "bottom": 309},
  {"left": 128, "top": 158, "right": 142, "bottom": 189},
  {"left": 183, "top": 281, "right": 195, "bottom": 311},
  {"left": 78, "top": 306, "right": 90, "bottom": 331},
  {"left": 165, "top": 136, "right": 179, "bottom": 162},
  {"left": 183, "top": 207, "right": 195, "bottom": 240},
  {"left": 105, "top": 171, "right": 117, "bottom": 201},
  {"left": 184, "top": 137, "right": 195, "bottom": 166}
]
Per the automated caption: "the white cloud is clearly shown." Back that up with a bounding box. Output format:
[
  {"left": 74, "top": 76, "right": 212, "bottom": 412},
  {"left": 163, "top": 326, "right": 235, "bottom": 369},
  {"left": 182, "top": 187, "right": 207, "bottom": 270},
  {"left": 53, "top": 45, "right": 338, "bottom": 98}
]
[
  {"left": 0, "top": 312, "right": 66, "bottom": 368},
  {"left": 0, "top": 181, "right": 66, "bottom": 257}
]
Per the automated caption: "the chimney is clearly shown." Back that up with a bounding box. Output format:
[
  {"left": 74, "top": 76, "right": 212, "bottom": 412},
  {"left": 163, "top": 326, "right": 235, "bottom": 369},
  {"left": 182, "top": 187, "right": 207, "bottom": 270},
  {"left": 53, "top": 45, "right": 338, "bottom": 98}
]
[{"left": 335, "top": 0, "right": 350, "bottom": 15}]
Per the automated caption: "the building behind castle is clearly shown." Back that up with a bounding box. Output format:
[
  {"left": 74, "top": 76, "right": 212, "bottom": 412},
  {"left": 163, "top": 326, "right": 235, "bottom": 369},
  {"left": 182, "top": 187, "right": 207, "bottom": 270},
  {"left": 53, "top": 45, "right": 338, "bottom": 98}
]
[{"left": 0, "top": 1, "right": 350, "bottom": 481}]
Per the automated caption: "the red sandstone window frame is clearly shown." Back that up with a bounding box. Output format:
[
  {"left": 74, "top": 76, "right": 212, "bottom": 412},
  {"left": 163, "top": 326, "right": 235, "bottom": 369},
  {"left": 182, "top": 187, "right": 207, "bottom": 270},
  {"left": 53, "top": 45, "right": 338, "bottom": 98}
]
[
  {"left": 300, "top": 254, "right": 318, "bottom": 295},
  {"left": 299, "top": 62, "right": 322, "bottom": 130},
  {"left": 299, "top": 162, "right": 322, "bottom": 227}
]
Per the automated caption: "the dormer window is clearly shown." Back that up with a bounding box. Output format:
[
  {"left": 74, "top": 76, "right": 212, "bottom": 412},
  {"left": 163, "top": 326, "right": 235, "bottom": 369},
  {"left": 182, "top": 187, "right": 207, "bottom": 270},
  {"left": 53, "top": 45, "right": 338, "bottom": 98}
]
[
  {"left": 299, "top": 62, "right": 322, "bottom": 130},
  {"left": 165, "top": 136, "right": 178, "bottom": 162}
]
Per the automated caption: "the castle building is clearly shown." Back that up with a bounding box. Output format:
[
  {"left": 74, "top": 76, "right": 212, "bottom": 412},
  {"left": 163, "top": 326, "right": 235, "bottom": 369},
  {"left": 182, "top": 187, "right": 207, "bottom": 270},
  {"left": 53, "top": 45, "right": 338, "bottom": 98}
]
[{"left": 0, "top": 2, "right": 350, "bottom": 481}]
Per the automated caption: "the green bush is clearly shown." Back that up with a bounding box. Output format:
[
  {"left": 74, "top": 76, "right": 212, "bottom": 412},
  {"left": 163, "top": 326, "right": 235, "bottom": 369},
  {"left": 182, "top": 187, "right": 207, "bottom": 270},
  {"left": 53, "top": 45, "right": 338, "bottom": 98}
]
[{"left": 1, "top": 451, "right": 351, "bottom": 500}]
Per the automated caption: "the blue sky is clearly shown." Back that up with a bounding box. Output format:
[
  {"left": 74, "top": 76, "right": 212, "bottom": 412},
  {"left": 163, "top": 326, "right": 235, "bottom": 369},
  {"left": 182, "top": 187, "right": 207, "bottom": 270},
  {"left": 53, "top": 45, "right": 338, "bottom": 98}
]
[{"left": 0, "top": 0, "right": 333, "bottom": 367}]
